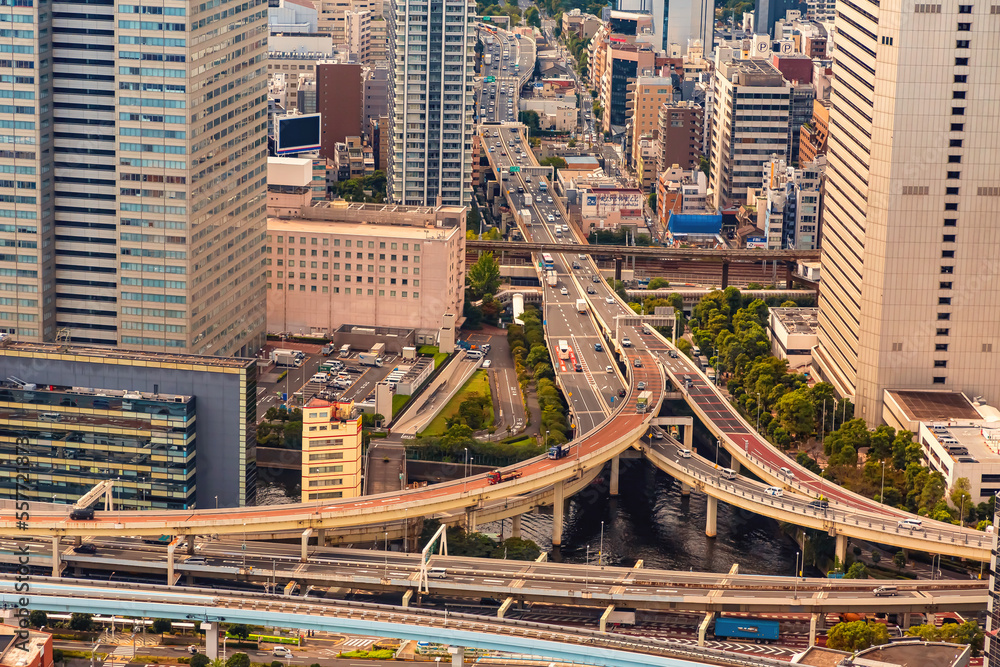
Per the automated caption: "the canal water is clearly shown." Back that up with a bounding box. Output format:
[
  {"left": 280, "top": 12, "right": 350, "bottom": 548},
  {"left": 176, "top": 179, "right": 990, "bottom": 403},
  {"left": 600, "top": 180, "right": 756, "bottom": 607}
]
[{"left": 256, "top": 454, "right": 803, "bottom": 577}]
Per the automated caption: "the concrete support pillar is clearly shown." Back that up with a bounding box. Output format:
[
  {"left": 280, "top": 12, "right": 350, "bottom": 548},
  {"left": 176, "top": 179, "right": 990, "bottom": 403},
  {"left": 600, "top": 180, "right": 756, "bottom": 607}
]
[
  {"left": 511, "top": 514, "right": 522, "bottom": 539},
  {"left": 698, "top": 612, "right": 714, "bottom": 647},
  {"left": 187, "top": 539, "right": 195, "bottom": 555},
  {"left": 467, "top": 508, "right": 478, "bottom": 533},
  {"left": 599, "top": 605, "right": 615, "bottom": 633},
  {"left": 609, "top": 455, "right": 620, "bottom": 496},
  {"left": 835, "top": 533, "right": 847, "bottom": 565},
  {"left": 200, "top": 622, "right": 219, "bottom": 660},
  {"left": 731, "top": 460, "right": 740, "bottom": 475},
  {"left": 786, "top": 261, "right": 795, "bottom": 289},
  {"left": 448, "top": 646, "right": 464, "bottom": 667},
  {"left": 73, "top": 536, "right": 82, "bottom": 547},
  {"left": 552, "top": 481, "right": 565, "bottom": 547},
  {"left": 808, "top": 613, "right": 819, "bottom": 647},
  {"left": 721, "top": 261, "right": 730, "bottom": 289},
  {"left": 301, "top": 528, "right": 313, "bottom": 562},
  {"left": 925, "top": 612, "right": 936, "bottom": 627},
  {"left": 402, "top": 590, "right": 412, "bottom": 608},
  {"left": 167, "top": 540, "right": 178, "bottom": 588},
  {"left": 680, "top": 482, "right": 691, "bottom": 496},
  {"left": 683, "top": 425, "right": 693, "bottom": 449},
  {"left": 705, "top": 496, "right": 718, "bottom": 538},
  {"left": 316, "top": 528, "right": 326, "bottom": 547},
  {"left": 51, "top": 537, "right": 61, "bottom": 577},
  {"left": 901, "top": 612, "right": 912, "bottom": 629}
]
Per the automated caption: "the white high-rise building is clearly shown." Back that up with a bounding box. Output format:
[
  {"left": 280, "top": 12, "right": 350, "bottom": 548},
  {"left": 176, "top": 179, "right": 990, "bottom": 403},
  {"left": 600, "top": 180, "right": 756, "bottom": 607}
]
[
  {"left": 387, "top": 0, "right": 476, "bottom": 206},
  {"left": 813, "top": 0, "right": 1000, "bottom": 423},
  {"left": 0, "top": 0, "right": 268, "bottom": 355},
  {"left": 616, "top": 0, "right": 714, "bottom": 55}
]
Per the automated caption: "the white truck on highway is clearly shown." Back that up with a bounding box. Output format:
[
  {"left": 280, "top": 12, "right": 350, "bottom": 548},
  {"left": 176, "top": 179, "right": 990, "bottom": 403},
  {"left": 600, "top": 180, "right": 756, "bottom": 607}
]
[
  {"left": 576, "top": 299, "right": 587, "bottom": 313},
  {"left": 524, "top": 193, "right": 533, "bottom": 206},
  {"left": 521, "top": 209, "right": 531, "bottom": 226},
  {"left": 546, "top": 270, "right": 558, "bottom": 287}
]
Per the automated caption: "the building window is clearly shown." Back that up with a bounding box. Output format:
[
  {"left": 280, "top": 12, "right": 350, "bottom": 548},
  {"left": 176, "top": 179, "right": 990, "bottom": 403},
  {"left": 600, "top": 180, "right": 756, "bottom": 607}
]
[
  {"left": 951, "top": 123, "right": 964, "bottom": 131},
  {"left": 958, "top": 5, "right": 972, "bottom": 12},
  {"left": 953, "top": 91, "right": 967, "bottom": 100},
  {"left": 943, "top": 235, "right": 956, "bottom": 242},
  {"left": 933, "top": 377, "right": 947, "bottom": 384},
  {"left": 936, "top": 343, "right": 949, "bottom": 351},
  {"left": 956, "top": 39, "right": 970, "bottom": 48},
  {"left": 934, "top": 360, "right": 947, "bottom": 368},
  {"left": 944, "top": 218, "right": 957, "bottom": 226},
  {"left": 954, "top": 75, "right": 967, "bottom": 84},
  {"left": 948, "top": 155, "right": 962, "bottom": 163},
  {"left": 947, "top": 171, "right": 961, "bottom": 179},
  {"left": 984, "top": 343, "right": 994, "bottom": 352},
  {"left": 941, "top": 266, "right": 954, "bottom": 274},
  {"left": 946, "top": 187, "right": 960, "bottom": 195},
  {"left": 955, "top": 57, "right": 969, "bottom": 66},
  {"left": 937, "top": 313, "right": 951, "bottom": 320},
  {"left": 952, "top": 107, "right": 966, "bottom": 115},
  {"left": 936, "top": 328, "right": 950, "bottom": 336},
  {"left": 945, "top": 202, "right": 959, "bottom": 210},
  {"left": 940, "top": 281, "right": 953, "bottom": 289},
  {"left": 939, "top": 297, "right": 952, "bottom": 305}
]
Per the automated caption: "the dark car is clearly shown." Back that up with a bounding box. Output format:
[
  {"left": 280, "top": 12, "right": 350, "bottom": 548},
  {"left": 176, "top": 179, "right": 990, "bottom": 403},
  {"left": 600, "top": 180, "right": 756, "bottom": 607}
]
[
  {"left": 69, "top": 507, "right": 95, "bottom": 520},
  {"left": 618, "top": 388, "right": 627, "bottom": 398},
  {"left": 73, "top": 543, "right": 97, "bottom": 554},
  {"left": 807, "top": 499, "right": 829, "bottom": 510}
]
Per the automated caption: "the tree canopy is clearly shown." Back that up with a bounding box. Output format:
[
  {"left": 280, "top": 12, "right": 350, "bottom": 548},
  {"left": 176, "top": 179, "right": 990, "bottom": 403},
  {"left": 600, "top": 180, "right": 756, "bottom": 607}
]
[
  {"left": 466, "top": 252, "right": 501, "bottom": 299},
  {"left": 826, "top": 621, "right": 890, "bottom": 652}
]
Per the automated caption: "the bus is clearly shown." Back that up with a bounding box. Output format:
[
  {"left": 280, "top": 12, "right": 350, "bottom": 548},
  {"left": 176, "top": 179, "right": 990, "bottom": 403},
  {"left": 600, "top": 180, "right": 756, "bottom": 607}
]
[{"left": 541, "top": 253, "right": 555, "bottom": 271}]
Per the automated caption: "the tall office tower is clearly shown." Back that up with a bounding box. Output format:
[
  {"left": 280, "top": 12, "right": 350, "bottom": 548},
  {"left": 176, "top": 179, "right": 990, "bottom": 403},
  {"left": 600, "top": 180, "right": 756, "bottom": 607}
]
[
  {"left": 0, "top": 0, "right": 268, "bottom": 356},
  {"left": 988, "top": 497, "right": 1000, "bottom": 665},
  {"left": 617, "top": 0, "right": 715, "bottom": 55},
  {"left": 387, "top": 0, "right": 476, "bottom": 206},
  {"left": 814, "top": 0, "right": 1000, "bottom": 423}
]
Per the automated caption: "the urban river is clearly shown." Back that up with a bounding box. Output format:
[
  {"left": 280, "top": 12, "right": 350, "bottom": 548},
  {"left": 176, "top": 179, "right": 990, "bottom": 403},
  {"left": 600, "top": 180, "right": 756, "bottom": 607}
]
[{"left": 257, "top": 452, "right": 804, "bottom": 577}]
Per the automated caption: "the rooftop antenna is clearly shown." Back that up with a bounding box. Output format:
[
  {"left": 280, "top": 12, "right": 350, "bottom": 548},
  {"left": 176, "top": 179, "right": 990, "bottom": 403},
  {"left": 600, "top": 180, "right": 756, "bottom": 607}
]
[{"left": 55, "top": 327, "right": 72, "bottom": 351}]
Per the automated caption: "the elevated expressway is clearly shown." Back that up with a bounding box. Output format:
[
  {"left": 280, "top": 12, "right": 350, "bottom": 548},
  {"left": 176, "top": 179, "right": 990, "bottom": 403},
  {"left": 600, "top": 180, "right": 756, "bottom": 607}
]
[
  {"left": 0, "top": 579, "right": 793, "bottom": 667},
  {"left": 5, "top": 538, "right": 985, "bottom": 616}
]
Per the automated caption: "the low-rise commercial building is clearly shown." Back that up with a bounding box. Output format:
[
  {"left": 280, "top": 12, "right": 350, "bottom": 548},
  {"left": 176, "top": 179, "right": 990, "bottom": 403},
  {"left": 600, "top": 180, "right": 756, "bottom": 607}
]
[
  {"left": 768, "top": 307, "right": 818, "bottom": 368},
  {"left": 581, "top": 186, "right": 645, "bottom": 231},
  {"left": 656, "top": 100, "right": 704, "bottom": 173},
  {"left": 266, "top": 202, "right": 466, "bottom": 337},
  {"left": 0, "top": 340, "right": 257, "bottom": 508},
  {"left": 302, "top": 398, "right": 363, "bottom": 500},
  {"left": 0, "top": 624, "right": 53, "bottom": 667},
  {"left": 883, "top": 390, "right": 1000, "bottom": 503}
]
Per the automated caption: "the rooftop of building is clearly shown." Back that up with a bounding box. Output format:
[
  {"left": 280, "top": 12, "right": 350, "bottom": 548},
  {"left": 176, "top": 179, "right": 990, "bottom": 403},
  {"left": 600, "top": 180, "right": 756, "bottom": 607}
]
[
  {"left": 269, "top": 201, "right": 466, "bottom": 236},
  {"left": 563, "top": 156, "right": 602, "bottom": 168},
  {"left": 851, "top": 639, "right": 969, "bottom": 666},
  {"left": 0, "top": 624, "right": 50, "bottom": 667},
  {"left": 0, "top": 337, "right": 254, "bottom": 370},
  {"left": 885, "top": 390, "right": 984, "bottom": 423},
  {"left": 770, "top": 307, "right": 819, "bottom": 335},
  {"left": 791, "top": 645, "right": 848, "bottom": 667},
  {"left": 718, "top": 57, "right": 785, "bottom": 85}
]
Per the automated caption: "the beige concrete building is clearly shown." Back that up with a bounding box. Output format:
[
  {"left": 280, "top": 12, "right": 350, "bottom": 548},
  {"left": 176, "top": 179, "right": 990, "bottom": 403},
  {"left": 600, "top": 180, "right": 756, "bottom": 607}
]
[
  {"left": 0, "top": 0, "right": 268, "bottom": 356},
  {"left": 708, "top": 50, "right": 790, "bottom": 210},
  {"left": 813, "top": 0, "right": 1000, "bottom": 423},
  {"left": 266, "top": 202, "right": 466, "bottom": 336},
  {"left": 627, "top": 76, "right": 675, "bottom": 191},
  {"left": 301, "top": 398, "right": 363, "bottom": 500}
]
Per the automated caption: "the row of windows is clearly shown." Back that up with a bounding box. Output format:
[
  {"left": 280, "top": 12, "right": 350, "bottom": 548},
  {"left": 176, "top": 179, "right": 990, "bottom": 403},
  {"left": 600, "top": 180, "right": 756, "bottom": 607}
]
[
  {"left": 271, "top": 284, "right": 421, "bottom": 298},
  {"left": 121, "top": 307, "right": 186, "bottom": 318},
  {"left": 269, "top": 235, "right": 421, "bottom": 251},
  {"left": 119, "top": 112, "right": 185, "bottom": 124}
]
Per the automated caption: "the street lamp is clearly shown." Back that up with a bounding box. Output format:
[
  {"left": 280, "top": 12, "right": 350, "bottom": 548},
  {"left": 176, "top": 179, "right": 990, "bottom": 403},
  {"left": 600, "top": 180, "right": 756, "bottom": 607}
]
[
  {"left": 215, "top": 495, "right": 219, "bottom": 509},
  {"left": 756, "top": 392, "right": 761, "bottom": 431},
  {"left": 879, "top": 462, "right": 886, "bottom": 504},
  {"left": 793, "top": 551, "right": 800, "bottom": 599},
  {"left": 715, "top": 438, "right": 720, "bottom": 467},
  {"left": 599, "top": 520, "right": 605, "bottom": 567}
]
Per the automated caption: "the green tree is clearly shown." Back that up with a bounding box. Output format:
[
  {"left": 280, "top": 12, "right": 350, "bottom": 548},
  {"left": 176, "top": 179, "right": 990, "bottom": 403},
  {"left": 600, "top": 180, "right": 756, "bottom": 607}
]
[
  {"left": 53, "top": 650, "right": 64, "bottom": 665},
  {"left": 950, "top": 477, "right": 973, "bottom": 523},
  {"left": 226, "top": 654, "right": 250, "bottom": 667},
  {"left": 466, "top": 252, "right": 502, "bottom": 299},
  {"left": 151, "top": 618, "right": 172, "bottom": 634},
  {"left": 907, "top": 621, "right": 984, "bottom": 656},
  {"left": 844, "top": 562, "right": 869, "bottom": 579},
  {"left": 28, "top": 610, "right": 47, "bottom": 628},
  {"left": 492, "top": 537, "right": 542, "bottom": 560},
  {"left": 870, "top": 550, "right": 881, "bottom": 564},
  {"left": 519, "top": 110, "right": 540, "bottom": 131},
  {"left": 826, "top": 621, "right": 890, "bottom": 652},
  {"left": 538, "top": 156, "right": 568, "bottom": 172},
  {"left": 648, "top": 277, "right": 669, "bottom": 290},
  {"left": 523, "top": 5, "right": 540, "bottom": 26},
  {"left": 919, "top": 472, "right": 947, "bottom": 513},
  {"left": 70, "top": 613, "right": 94, "bottom": 632},
  {"left": 893, "top": 550, "right": 907, "bottom": 568},
  {"left": 775, "top": 387, "right": 815, "bottom": 441},
  {"left": 191, "top": 655, "right": 211, "bottom": 667},
  {"left": 229, "top": 624, "right": 251, "bottom": 642}
]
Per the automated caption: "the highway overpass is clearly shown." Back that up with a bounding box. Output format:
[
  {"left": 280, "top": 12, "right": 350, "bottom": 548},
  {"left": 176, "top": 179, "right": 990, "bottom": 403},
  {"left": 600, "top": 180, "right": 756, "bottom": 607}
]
[
  {"left": 466, "top": 240, "right": 821, "bottom": 263},
  {"left": 5, "top": 537, "right": 985, "bottom": 616},
  {"left": 0, "top": 578, "right": 793, "bottom": 667}
]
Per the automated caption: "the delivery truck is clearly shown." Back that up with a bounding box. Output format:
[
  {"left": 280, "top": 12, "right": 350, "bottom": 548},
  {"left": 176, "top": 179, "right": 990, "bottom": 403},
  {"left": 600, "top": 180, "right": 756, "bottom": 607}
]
[
  {"left": 272, "top": 350, "right": 301, "bottom": 368},
  {"left": 358, "top": 353, "right": 384, "bottom": 367},
  {"left": 557, "top": 340, "right": 570, "bottom": 360},
  {"left": 370, "top": 342, "right": 386, "bottom": 356},
  {"left": 636, "top": 390, "right": 652, "bottom": 413},
  {"left": 487, "top": 470, "right": 522, "bottom": 485},
  {"left": 521, "top": 209, "right": 531, "bottom": 226},
  {"left": 576, "top": 299, "right": 587, "bottom": 313},
  {"left": 546, "top": 271, "right": 558, "bottom": 287},
  {"left": 524, "top": 193, "right": 533, "bottom": 206}
]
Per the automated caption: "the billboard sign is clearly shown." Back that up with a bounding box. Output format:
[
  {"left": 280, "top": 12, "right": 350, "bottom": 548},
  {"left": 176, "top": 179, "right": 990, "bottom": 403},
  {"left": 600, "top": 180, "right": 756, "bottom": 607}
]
[{"left": 275, "top": 113, "right": 321, "bottom": 155}]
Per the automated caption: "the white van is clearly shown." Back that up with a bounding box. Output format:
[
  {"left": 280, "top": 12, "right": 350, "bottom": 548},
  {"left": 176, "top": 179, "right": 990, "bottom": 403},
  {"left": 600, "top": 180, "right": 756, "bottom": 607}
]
[
  {"left": 466, "top": 350, "right": 483, "bottom": 360},
  {"left": 764, "top": 486, "right": 783, "bottom": 497},
  {"left": 678, "top": 448, "right": 692, "bottom": 458},
  {"left": 482, "top": 360, "right": 492, "bottom": 368},
  {"left": 428, "top": 567, "right": 447, "bottom": 579},
  {"left": 719, "top": 467, "right": 737, "bottom": 480},
  {"left": 897, "top": 518, "right": 923, "bottom": 531},
  {"left": 272, "top": 647, "right": 293, "bottom": 658},
  {"left": 873, "top": 585, "right": 898, "bottom": 597}
]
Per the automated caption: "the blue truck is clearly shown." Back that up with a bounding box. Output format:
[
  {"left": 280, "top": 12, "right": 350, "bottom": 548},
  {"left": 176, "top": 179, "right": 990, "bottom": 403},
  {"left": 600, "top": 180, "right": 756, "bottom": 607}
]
[{"left": 713, "top": 617, "right": 780, "bottom": 644}]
